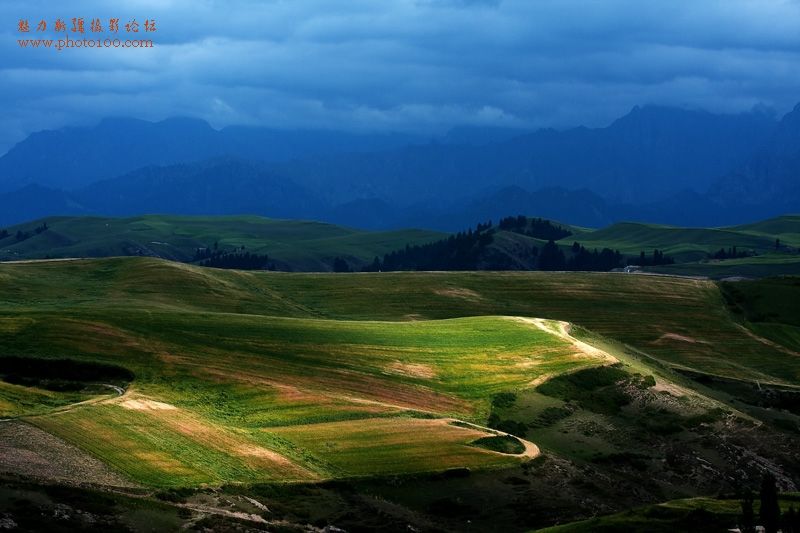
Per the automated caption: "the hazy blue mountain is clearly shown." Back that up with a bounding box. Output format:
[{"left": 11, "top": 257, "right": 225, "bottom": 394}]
[
  {"left": 439, "top": 125, "right": 534, "bottom": 146},
  {"left": 710, "top": 103, "right": 800, "bottom": 212},
  {"left": 422, "top": 186, "right": 615, "bottom": 230},
  {"left": 0, "top": 184, "right": 85, "bottom": 226},
  {"left": 2, "top": 104, "right": 798, "bottom": 230},
  {"left": 74, "top": 158, "right": 324, "bottom": 219},
  {"left": 273, "top": 105, "right": 777, "bottom": 206},
  {"left": 325, "top": 198, "right": 409, "bottom": 231},
  {"left": 0, "top": 117, "right": 424, "bottom": 193}
]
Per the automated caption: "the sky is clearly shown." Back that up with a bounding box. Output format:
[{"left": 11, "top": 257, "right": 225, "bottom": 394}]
[{"left": 2, "top": 0, "right": 800, "bottom": 153}]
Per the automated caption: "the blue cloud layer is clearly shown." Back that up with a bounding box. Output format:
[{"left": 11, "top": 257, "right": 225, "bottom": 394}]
[{"left": 2, "top": 0, "right": 800, "bottom": 153}]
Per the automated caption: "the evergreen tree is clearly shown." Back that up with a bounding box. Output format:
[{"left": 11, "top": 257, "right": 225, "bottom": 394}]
[
  {"left": 784, "top": 505, "right": 798, "bottom": 533},
  {"left": 760, "top": 472, "right": 781, "bottom": 533},
  {"left": 741, "top": 488, "right": 755, "bottom": 533},
  {"left": 538, "top": 240, "right": 566, "bottom": 271},
  {"left": 333, "top": 257, "right": 351, "bottom": 272}
]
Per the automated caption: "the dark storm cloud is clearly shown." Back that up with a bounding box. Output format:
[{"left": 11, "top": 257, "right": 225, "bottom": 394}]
[{"left": 2, "top": 0, "right": 800, "bottom": 153}]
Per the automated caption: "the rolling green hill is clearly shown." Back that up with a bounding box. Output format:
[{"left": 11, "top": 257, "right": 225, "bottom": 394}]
[
  {"left": 569, "top": 221, "right": 778, "bottom": 262},
  {"left": 556, "top": 215, "right": 800, "bottom": 277},
  {"left": 729, "top": 214, "right": 800, "bottom": 246},
  {"left": 2, "top": 257, "right": 799, "bottom": 531},
  {"left": 0, "top": 215, "right": 445, "bottom": 271},
  {"left": 2, "top": 214, "right": 800, "bottom": 277},
  {"left": 534, "top": 494, "right": 800, "bottom": 533},
  {"left": 2, "top": 257, "right": 798, "bottom": 384}
]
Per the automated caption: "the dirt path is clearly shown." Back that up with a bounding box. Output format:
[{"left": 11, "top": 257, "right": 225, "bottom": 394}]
[
  {"left": 3, "top": 384, "right": 128, "bottom": 423},
  {"left": 515, "top": 317, "right": 618, "bottom": 364},
  {"left": 443, "top": 418, "right": 540, "bottom": 459},
  {"left": 100, "top": 384, "right": 126, "bottom": 396},
  {"left": 735, "top": 323, "right": 800, "bottom": 360},
  {"left": 178, "top": 503, "right": 268, "bottom": 524}
]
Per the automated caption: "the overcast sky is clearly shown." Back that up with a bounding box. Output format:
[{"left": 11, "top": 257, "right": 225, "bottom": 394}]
[{"left": 2, "top": 0, "right": 800, "bottom": 153}]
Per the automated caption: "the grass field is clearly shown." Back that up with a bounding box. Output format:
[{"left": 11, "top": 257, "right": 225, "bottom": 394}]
[
  {"left": 0, "top": 214, "right": 444, "bottom": 270},
  {"left": 2, "top": 257, "right": 798, "bottom": 385},
  {"left": 3, "top": 213, "right": 800, "bottom": 277},
  {"left": 569, "top": 222, "right": 778, "bottom": 262},
  {"left": 2, "top": 280, "right": 594, "bottom": 486},
  {"left": 721, "top": 276, "right": 800, "bottom": 353},
  {"left": 1, "top": 256, "right": 799, "bottom": 494},
  {"left": 535, "top": 494, "right": 800, "bottom": 532},
  {"left": 563, "top": 215, "right": 800, "bottom": 257},
  {"left": 556, "top": 215, "right": 800, "bottom": 276}
]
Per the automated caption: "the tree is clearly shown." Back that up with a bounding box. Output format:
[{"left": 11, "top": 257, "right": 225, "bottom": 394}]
[
  {"left": 537, "top": 240, "right": 566, "bottom": 271},
  {"left": 760, "top": 472, "right": 781, "bottom": 533},
  {"left": 740, "top": 488, "right": 755, "bottom": 533},
  {"left": 333, "top": 257, "right": 351, "bottom": 273},
  {"left": 784, "top": 505, "right": 799, "bottom": 533}
]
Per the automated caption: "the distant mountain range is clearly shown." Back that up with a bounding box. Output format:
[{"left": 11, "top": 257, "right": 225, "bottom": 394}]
[
  {"left": 0, "top": 104, "right": 798, "bottom": 230},
  {"left": 0, "top": 117, "right": 423, "bottom": 192}
]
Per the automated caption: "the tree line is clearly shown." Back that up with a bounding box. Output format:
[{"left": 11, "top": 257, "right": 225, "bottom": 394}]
[
  {"left": 0, "top": 222, "right": 48, "bottom": 243},
  {"left": 712, "top": 246, "right": 752, "bottom": 260},
  {"left": 363, "top": 222, "right": 495, "bottom": 271},
  {"left": 628, "top": 249, "right": 675, "bottom": 266},
  {"left": 193, "top": 244, "right": 273, "bottom": 270},
  {"left": 498, "top": 215, "right": 573, "bottom": 240},
  {"left": 362, "top": 219, "right": 627, "bottom": 272},
  {"left": 739, "top": 472, "right": 799, "bottom": 533}
]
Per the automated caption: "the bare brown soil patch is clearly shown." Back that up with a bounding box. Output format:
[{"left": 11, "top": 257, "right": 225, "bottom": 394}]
[
  {"left": 385, "top": 362, "right": 437, "bottom": 379},
  {"left": 654, "top": 333, "right": 710, "bottom": 345},
  {"left": 0, "top": 420, "right": 136, "bottom": 487},
  {"left": 120, "top": 399, "right": 177, "bottom": 411},
  {"left": 433, "top": 287, "right": 483, "bottom": 300}
]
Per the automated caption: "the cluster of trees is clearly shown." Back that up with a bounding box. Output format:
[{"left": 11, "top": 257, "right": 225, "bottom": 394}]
[
  {"left": 193, "top": 245, "right": 272, "bottom": 270},
  {"left": 332, "top": 257, "right": 352, "bottom": 272},
  {"left": 4, "top": 222, "right": 49, "bottom": 243},
  {"left": 538, "top": 241, "right": 624, "bottom": 271},
  {"left": 362, "top": 218, "right": 626, "bottom": 272},
  {"left": 363, "top": 224, "right": 495, "bottom": 271},
  {"left": 712, "top": 246, "right": 752, "bottom": 260},
  {"left": 498, "top": 215, "right": 573, "bottom": 240},
  {"left": 628, "top": 249, "right": 675, "bottom": 266},
  {"left": 740, "top": 472, "right": 799, "bottom": 533}
]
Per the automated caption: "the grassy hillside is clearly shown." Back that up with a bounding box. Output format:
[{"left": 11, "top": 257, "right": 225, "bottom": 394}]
[
  {"left": 646, "top": 253, "right": 800, "bottom": 278},
  {"left": 2, "top": 214, "right": 800, "bottom": 277},
  {"left": 0, "top": 215, "right": 444, "bottom": 271},
  {"left": 4, "top": 274, "right": 605, "bottom": 486},
  {"left": 535, "top": 494, "right": 800, "bottom": 533},
  {"left": 721, "top": 276, "right": 800, "bottom": 352},
  {"left": 569, "top": 221, "right": 778, "bottom": 262},
  {"left": 730, "top": 214, "right": 800, "bottom": 247},
  {"left": 556, "top": 215, "right": 800, "bottom": 277},
  {"left": 2, "top": 257, "right": 800, "bottom": 531},
  {"left": 2, "top": 257, "right": 798, "bottom": 385}
]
